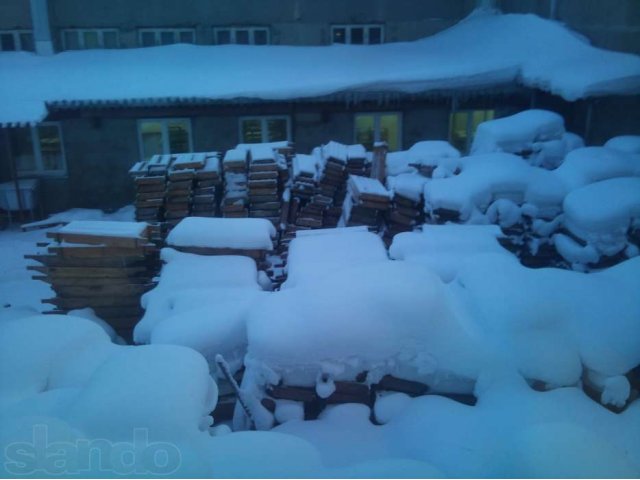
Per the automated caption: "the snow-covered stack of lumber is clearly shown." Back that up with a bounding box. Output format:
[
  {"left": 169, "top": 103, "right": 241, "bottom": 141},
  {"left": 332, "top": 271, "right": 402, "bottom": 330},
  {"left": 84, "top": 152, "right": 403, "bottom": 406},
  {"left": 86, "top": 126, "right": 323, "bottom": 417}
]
[
  {"left": 385, "top": 174, "right": 427, "bottom": 240},
  {"left": 317, "top": 142, "right": 348, "bottom": 226},
  {"left": 192, "top": 153, "right": 222, "bottom": 218},
  {"left": 222, "top": 148, "right": 249, "bottom": 218},
  {"left": 287, "top": 153, "right": 331, "bottom": 229},
  {"left": 129, "top": 157, "right": 168, "bottom": 223},
  {"left": 247, "top": 145, "right": 281, "bottom": 225},
  {"left": 164, "top": 154, "right": 201, "bottom": 228},
  {"left": 345, "top": 144, "right": 369, "bottom": 177},
  {"left": 165, "top": 217, "right": 277, "bottom": 268},
  {"left": 341, "top": 175, "right": 392, "bottom": 228},
  {"left": 28, "top": 221, "right": 160, "bottom": 340}
]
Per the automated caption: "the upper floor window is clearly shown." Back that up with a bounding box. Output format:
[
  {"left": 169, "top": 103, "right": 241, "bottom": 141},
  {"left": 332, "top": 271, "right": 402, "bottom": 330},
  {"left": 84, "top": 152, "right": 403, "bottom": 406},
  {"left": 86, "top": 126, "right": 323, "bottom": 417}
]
[
  {"left": 61, "top": 29, "right": 119, "bottom": 50},
  {"left": 355, "top": 113, "right": 401, "bottom": 151},
  {"left": 239, "top": 116, "right": 290, "bottom": 144},
  {"left": 138, "top": 29, "right": 195, "bottom": 47},
  {"left": 214, "top": 27, "right": 270, "bottom": 45},
  {"left": 331, "top": 25, "right": 384, "bottom": 45},
  {"left": 0, "top": 30, "right": 34, "bottom": 52},
  {"left": 138, "top": 119, "right": 192, "bottom": 161},
  {"left": 10, "top": 123, "right": 66, "bottom": 176},
  {"left": 449, "top": 110, "right": 495, "bottom": 153}
]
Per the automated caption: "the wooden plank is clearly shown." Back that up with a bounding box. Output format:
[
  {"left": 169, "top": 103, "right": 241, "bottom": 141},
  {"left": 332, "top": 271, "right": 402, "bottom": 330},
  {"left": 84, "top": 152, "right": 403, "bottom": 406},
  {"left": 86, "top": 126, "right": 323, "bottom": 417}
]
[
  {"left": 32, "top": 275, "right": 154, "bottom": 286},
  {"left": 46, "top": 231, "right": 147, "bottom": 248},
  {"left": 43, "top": 296, "right": 142, "bottom": 309},
  {"left": 52, "top": 284, "right": 154, "bottom": 297},
  {"left": 48, "top": 245, "right": 157, "bottom": 258},
  {"left": 24, "top": 254, "right": 152, "bottom": 268},
  {"left": 267, "top": 385, "right": 317, "bottom": 403},
  {"left": 171, "top": 246, "right": 266, "bottom": 260},
  {"left": 28, "top": 265, "right": 148, "bottom": 278}
]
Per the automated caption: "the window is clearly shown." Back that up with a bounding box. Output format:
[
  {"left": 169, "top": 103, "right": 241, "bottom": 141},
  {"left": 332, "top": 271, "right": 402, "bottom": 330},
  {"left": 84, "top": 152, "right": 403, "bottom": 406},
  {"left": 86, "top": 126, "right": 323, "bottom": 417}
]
[
  {"left": 0, "top": 30, "right": 34, "bottom": 52},
  {"left": 449, "top": 109, "right": 495, "bottom": 153},
  {"left": 331, "top": 25, "right": 384, "bottom": 45},
  {"left": 10, "top": 124, "right": 66, "bottom": 176},
  {"left": 138, "top": 29, "right": 195, "bottom": 47},
  {"left": 138, "top": 119, "right": 192, "bottom": 161},
  {"left": 239, "top": 116, "right": 290, "bottom": 144},
  {"left": 214, "top": 27, "right": 270, "bottom": 45},
  {"left": 61, "top": 29, "right": 119, "bottom": 50},
  {"left": 355, "top": 113, "right": 401, "bottom": 151}
]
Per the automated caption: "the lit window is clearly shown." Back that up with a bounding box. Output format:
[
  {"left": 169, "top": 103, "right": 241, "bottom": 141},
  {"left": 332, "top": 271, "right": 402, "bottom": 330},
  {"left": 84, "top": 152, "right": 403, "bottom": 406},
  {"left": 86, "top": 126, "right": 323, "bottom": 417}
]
[
  {"left": 138, "top": 29, "right": 195, "bottom": 47},
  {"left": 0, "top": 30, "right": 34, "bottom": 52},
  {"left": 355, "top": 113, "right": 401, "bottom": 151},
  {"left": 10, "top": 124, "right": 66, "bottom": 176},
  {"left": 239, "top": 116, "right": 290, "bottom": 143},
  {"left": 330, "top": 25, "right": 384, "bottom": 45},
  {"left": 61, "top": 29, "right": 119, "bottom": 50},
  {"left": 449, "top": 110, "right": 495, "bottom": 153},
  {"left": 138, "top": 119, "right": 192, "bottom": 161},
  {"left": 213, "top": 27, "right": 270, "bottom": 45}
]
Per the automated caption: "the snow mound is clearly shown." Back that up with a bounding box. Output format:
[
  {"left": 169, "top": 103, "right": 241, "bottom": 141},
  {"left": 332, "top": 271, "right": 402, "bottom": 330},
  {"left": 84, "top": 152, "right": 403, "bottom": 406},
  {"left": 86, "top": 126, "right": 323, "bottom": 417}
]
[
  {"left": 166, "top": 216, "right": 276, "bottom": 250},
  {"left": 605, "top": 135, "right": 640, "bottom": 154},
  {"left": 282, "top": 227, "right": 388, "bottom": 289},
  {"left": 562, "top": 177, "right": 640, "bottom": 257},
  {"left": 135, "top": 249, "right": 264, "bottom": 374}
]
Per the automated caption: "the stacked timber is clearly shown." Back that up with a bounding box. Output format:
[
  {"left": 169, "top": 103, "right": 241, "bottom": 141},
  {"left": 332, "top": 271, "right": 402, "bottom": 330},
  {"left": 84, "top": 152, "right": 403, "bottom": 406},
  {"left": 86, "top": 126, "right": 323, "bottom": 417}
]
[
  {"left": 386, "top": 193, "right": 424, "bottom": 239},
  {"left": 129, "top": 159, "right": 167, "bottom": 222},
  {"left": 222, "top": 148, "right": 249, "bottom": 218},
  {"left": 317, "top": 142, "right": 348, "bottom": 211},
  {"left": 28, "top": 221, "right": 160, "bottom": 340},
  {"left": 192, "top": 153, "right": 222, "bottom": 218},
  {"left": 165, "top": 217, "right": 276, "bottom": 269},
  {"left": 345, "top": 144, "right": 368, "bottom": 177},
  {"left": 287, "top": 153, "right": 328, "bottom": 229},
  {"left": 247, "top": 145, "right": 281, "bottom": 225},
  {"left": 165, "top": 154, "right": 200, "bottom": 228},
  {"left": 341, "top": 175, "right": 392, "bottom": 229}
]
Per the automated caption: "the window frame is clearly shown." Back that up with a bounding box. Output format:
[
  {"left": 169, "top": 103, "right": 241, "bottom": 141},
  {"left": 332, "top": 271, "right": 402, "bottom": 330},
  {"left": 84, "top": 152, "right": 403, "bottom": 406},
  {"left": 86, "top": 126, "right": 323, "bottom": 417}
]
[
  {"left": 213, "top": 26, "right": 270, "bottom": 45},
  {"left": 15, "top": 123, "right": 68, "bottom": 177},
  {"left": 448, "top": 109, "right": 495, "bottom": 153},
  {"left": 330, "top": 24, "right": 384, "bottom": 45},
  {"left": 137, "top": 118, "right": 194, "bottom": 161},
  {"left": 238, "top": 116, "right": 291, "bottom": 144},
  {"left": 60, "top": 28, "right": 119, "bottom": 50},
  {"left": 354, "top": 112, "right": 402, "bottom": 151},
  {"left": 137, "top": 28, "right": 196, "bottom": 47},
  {"left": 0, "top": 29, "right": 34, "bottom": 51}
]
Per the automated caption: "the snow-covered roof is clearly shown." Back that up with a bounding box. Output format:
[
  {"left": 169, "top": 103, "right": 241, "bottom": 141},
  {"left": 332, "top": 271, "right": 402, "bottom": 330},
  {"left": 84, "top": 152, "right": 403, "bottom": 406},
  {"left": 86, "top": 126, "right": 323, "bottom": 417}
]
[{"left": 1, "top": 10, "right": 639, "bottom": 126}]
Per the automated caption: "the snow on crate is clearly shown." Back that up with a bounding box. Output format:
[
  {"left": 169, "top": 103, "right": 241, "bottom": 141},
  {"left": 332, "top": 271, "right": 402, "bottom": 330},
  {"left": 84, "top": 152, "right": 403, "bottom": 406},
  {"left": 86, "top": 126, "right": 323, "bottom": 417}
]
[
  {"left": 135, "top": 248, "right": 265, "bottom": 373},
  {"left": 389, "top": 225, "right": 511, "bottom": 281},
  {"left": 605, "top": 135, "right": 640, "bottom": 154},
  {"left": 423, "top": 153, "right": 552, "bottom": 222},
  {"left": 470, "top": 109, "right": 586, "bottom": 169},
  {"left": 166, "top": 217, "right": 276, "bottom": 251},
  {"left": 555, "top": 177, "right": 640, "bottom": 264},
  {"left": 282, "top": 227, "right": 388, "bottom": 288}
]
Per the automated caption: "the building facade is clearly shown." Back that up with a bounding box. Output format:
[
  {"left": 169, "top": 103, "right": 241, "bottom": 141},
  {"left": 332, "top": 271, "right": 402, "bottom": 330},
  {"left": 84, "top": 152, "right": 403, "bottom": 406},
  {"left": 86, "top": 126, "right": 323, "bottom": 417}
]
[{"left": 0, "top": 0, "right": 639, "bottom": 214}]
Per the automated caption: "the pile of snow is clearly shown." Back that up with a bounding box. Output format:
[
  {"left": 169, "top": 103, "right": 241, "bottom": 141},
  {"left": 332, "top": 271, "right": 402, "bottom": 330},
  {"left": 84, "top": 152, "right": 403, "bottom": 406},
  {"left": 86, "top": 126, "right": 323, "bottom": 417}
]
[
  {"left": 389, "top": 225, "right": 510, "bottom": 281},
  {"left": 386, "top": 141, "right": 461, "bottom": 178},
  {"left": 424, "top": 152, "right": 554, "bottom": 221},
  {"left": 386, "top": 173, "right": 429, "bottom": 203},
  {"left": 56, "top": 220, "right": 148, "bottom": 239},
  {"left": 470, "top": 109, "right": 583, "bottom": 169},
  {"left": 276, "top": 374, "right": 640, "bottom": 477},
  {"left": 292, "top": 153, "right": 321, "bottom": 180},
  {"left": 3, "top": 10, "right": 640, "bottom": 126},
  {"left": 245, "top": 253, "right": 640, "bottom": 401},
  {"left": 554, "top": 177, "right": 640, "bottom": 264},
  {"left": 21, "top": 205, "right": 135, "bottom": 229},
  {"left": 0, "top": 312, "right": 219, "bottom": 477},
  {"left": 605, "top": 135, "right": 640, "bottom": 154},
  {"left": 282, "top": 227, "right": 388, "bottom": 289},
  {"left": 135, "top": 248, "right": 265, "bottom": 374},
  {"left": 166, "top": 217, "right": 276, "bottom": 251}
]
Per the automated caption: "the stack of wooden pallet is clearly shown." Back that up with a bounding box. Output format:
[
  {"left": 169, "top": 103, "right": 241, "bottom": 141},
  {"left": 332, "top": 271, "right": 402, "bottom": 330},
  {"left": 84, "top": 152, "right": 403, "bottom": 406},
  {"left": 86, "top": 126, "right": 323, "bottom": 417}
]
[
  {"left": 129, "top": 159, "right": 167, "bottom": 222},
  {"left": 385, "top": 193, "right": 424, "bottom": 240},
  {"left": 341, "top": 175, "right": 392, "bottom": 228},
  {"left": 345, "top": 144, "right": 368, "bottom": 177},
  {"left": 192, "top": 153, "right": 222, "bottom": 218},
  {"left": 165, "top": 154, "right": 200, "bottom": 228},
  {"left": 222, "top": 148, "right": 249, "bottom": 218},
  {"left": 317, "top": 142, "right": 348, "bottom": 207},
  {"left": 248, "top": 145, "right": 281, "bottom": 225},
  {"left": 28, "top": 221, "right": 160, "bottom": 340}
]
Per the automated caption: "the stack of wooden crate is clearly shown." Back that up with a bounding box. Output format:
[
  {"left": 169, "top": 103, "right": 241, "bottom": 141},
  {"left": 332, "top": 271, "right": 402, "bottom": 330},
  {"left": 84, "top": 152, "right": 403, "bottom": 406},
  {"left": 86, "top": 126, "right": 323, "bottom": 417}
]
[
  {"left": 129, "top": 160, "right": 167, "bottom": 223},
  {"left": 28, "top": 221, "right": 160, "bottom": 340},
  {"left": 192, "top": 153, "right": 222, "bottom": 218},
  {"left": 345, "top": 144, "right": 368, "bottom": 177},
  {"left": 385, "top": 193, "right": 424, "bottom": 240},
  {"left": 341, "top": 175, "right": 392, "bottom": 228},
  {"left": 165, "top": 154, "right": 200, "bottom": 228},
  {"left": 248, "top": 145, "right": 281, "bottom": 225},
  {"left": 222, "top": 148, "right": 249, "bottom": 218}
]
